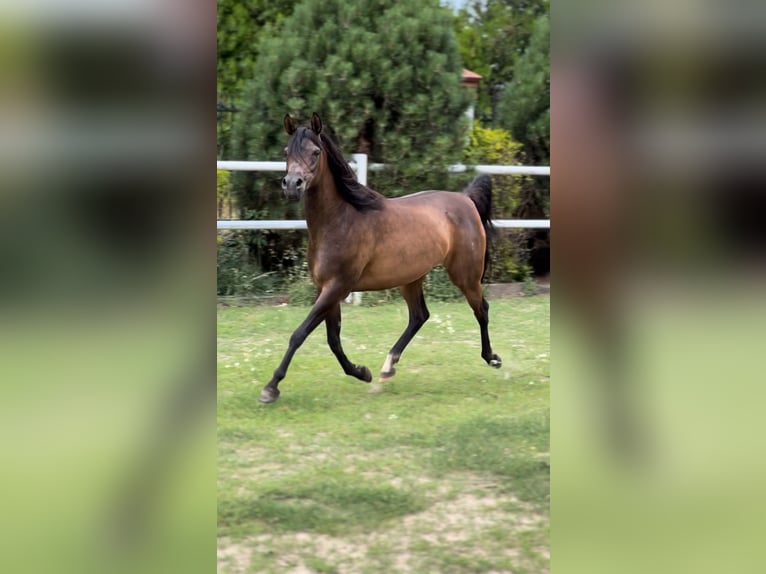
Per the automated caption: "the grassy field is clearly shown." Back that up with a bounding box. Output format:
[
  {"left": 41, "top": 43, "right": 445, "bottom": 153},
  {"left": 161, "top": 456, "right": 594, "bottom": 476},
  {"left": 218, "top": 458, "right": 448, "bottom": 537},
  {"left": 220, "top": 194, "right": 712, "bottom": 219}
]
[{"left": 218, "top": 295, "right": 549, "bottom": 573}]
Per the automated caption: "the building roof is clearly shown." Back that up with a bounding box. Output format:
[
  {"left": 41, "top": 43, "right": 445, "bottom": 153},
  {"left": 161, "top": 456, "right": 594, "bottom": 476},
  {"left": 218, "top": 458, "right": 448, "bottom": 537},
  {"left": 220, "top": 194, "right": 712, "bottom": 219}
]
[{"left": 461, "top": 68, "right": 482, "bottom": 87}]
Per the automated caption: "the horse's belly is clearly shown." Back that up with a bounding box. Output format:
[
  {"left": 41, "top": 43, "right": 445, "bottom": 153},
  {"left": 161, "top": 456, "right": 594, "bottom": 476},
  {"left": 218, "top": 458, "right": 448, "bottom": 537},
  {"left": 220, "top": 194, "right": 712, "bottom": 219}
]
[{"left": 354, "top": 247, "right": 445, "bottom": 291}]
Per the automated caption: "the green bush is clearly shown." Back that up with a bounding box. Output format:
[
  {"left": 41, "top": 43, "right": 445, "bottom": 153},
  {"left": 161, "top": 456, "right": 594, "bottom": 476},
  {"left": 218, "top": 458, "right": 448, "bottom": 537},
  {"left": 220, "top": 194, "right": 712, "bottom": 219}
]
[
  {"left": 217, "top": 231, "right": 280, "bottom": 296},
  {"left": 463, "top": 125, "right": 533, "bottom": 283},
  {"left": 522, "top": 275, "right": 538, "bottom": 297},
  {"left": 361, "top": 289, "right": 402, "bottom": 307},
  {"left": 487, "top": 229, "right": 533, "bottom": 282},
  {"left": 424, "top": 266, "right": 463, "bottom": 302},
  {"left": 357, "top": 267, "right": 464, "bottom": 307},
  {"left": 217, "top": 170, "right": 230, "bottom": 214},
  {"left": 285, "top": 260, "right": 317, "bottom": 306}
]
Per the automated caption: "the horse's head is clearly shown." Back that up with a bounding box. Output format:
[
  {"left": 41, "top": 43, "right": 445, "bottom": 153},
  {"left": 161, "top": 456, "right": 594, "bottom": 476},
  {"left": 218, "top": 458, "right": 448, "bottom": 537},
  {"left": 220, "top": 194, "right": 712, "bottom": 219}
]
[{"left": 282, "top": 112, "right": 324, "bottom": 200}]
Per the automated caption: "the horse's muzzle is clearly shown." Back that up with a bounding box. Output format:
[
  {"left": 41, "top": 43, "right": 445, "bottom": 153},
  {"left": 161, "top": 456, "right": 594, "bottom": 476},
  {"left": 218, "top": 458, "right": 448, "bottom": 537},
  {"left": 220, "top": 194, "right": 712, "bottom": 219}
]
[{"left": 281, "top": 174, "right": 305, "bottom": 200}]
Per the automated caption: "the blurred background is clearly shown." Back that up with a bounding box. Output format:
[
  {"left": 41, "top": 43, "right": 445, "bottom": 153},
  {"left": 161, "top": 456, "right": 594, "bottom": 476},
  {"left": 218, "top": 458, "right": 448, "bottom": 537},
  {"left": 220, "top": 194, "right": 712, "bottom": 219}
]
[
  {"left": 554, "top": 1, "right": 766, "bottom": 573},
  {"left": 0, "top": 2, "right": 215, "bottom": 573}
]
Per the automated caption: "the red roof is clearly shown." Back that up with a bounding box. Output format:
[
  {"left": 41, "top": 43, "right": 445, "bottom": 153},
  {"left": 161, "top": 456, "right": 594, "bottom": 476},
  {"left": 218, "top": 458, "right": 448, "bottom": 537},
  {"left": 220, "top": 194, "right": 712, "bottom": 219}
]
[{"left": 461, "top": 68, "right": 482, "bottom": 87}]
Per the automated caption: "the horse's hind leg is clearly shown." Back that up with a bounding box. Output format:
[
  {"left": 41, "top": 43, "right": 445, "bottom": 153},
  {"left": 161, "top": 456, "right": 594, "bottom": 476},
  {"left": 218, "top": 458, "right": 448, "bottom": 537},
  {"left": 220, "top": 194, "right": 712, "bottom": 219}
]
[
  {"left": 326, "top": 303, "right": 372, "bottom": 383},
  {"left": 380, "top": 278, "right": 429, "bottom": 381},
  {"left": 461, "top": 283, "right": 502, "bottom": 369}
]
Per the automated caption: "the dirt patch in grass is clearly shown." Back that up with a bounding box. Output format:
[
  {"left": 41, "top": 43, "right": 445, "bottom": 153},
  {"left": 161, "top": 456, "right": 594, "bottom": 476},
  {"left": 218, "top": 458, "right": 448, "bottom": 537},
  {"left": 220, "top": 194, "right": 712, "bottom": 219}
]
[
  {"left": 218, "top": 473, "right": 548, "bottom": 574},
  {"left": 217, "top": 538, "right": 253, "bottom": 573}
]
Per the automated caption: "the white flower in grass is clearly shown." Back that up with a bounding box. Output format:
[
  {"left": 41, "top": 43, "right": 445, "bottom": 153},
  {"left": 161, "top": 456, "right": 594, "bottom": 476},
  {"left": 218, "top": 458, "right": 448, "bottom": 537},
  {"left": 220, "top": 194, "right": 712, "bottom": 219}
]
[{"left": 388, "top": 414, "right": 398, "bottom": 420}]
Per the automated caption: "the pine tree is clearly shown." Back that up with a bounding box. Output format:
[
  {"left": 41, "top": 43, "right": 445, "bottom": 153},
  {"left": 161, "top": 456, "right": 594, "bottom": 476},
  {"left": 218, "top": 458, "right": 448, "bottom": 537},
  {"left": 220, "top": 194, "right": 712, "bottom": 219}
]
[
  {"left": 230, "top": 0, "right": 470, "bottom": 219},
  {"left": 453, "top": 0, "right": 548, "bottom": 121},
  {"left": 494, "top": 13, "right": 549, "bottom": 276},
  {"left": 496, "top": 13, "right": 549, "bottom": 166},
  {"left": 217, "top": 0, "right": 299, "bottom": 158}
]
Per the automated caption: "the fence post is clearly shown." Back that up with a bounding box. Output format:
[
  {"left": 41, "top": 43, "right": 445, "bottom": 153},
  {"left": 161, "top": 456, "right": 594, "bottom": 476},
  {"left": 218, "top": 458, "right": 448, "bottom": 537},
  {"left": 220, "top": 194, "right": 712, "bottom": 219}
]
[
  {"left": 351, "top": 153, "right": 368, "bottom": 186},
  {"left": 346, "top": 153, "right": 368, "bottom": 305}
]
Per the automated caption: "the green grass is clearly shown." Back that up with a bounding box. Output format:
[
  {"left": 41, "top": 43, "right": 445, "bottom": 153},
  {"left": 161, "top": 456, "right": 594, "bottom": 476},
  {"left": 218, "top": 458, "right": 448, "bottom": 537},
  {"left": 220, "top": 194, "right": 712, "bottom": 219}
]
[{"left": 218, "top": 296, "right": 549, "bottom": 573}]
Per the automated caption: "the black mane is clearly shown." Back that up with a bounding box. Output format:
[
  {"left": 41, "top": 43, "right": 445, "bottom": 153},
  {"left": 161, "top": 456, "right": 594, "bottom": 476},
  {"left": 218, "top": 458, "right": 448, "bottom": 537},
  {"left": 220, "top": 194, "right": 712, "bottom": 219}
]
[{"left": 289, "top": 127, "right": 384, "bottom": 212}]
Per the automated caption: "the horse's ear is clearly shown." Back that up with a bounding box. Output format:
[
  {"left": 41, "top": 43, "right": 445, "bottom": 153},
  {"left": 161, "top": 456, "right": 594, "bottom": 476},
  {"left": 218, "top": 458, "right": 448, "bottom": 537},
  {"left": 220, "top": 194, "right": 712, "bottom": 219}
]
[
  {"left": 284, "top": 114, "right": 297, "bottom": 135},
  {"left": 310, "top": 112, "right": 323, "bottom": 135}
]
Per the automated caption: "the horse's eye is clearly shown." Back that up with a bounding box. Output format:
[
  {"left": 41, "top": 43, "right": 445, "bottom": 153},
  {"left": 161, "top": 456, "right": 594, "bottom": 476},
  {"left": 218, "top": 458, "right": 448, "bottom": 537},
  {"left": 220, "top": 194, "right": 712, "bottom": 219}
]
[{"left": 312, "top": 149, "right": 320, "bottom": 158}]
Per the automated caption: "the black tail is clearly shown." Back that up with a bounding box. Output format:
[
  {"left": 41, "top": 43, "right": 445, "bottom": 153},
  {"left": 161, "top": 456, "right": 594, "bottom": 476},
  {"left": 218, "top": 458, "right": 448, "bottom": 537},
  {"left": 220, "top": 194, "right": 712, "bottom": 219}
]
[{"left": 463, "top": 174, "right": 495, "bottom": 281}]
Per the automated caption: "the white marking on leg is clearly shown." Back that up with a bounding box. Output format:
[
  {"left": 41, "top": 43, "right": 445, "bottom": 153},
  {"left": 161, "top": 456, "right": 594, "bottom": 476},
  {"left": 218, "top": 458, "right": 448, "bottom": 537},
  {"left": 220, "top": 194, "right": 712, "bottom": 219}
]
[{"left": 381, "top": 353, "right": 395, "bottom": 374}]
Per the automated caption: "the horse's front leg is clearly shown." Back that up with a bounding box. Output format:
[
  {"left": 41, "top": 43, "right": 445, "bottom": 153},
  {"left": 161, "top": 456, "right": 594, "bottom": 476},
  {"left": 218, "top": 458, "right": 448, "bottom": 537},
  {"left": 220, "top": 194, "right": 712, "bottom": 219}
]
[{"left": 259, "top": 284, "right": 347, "bottom": 403}]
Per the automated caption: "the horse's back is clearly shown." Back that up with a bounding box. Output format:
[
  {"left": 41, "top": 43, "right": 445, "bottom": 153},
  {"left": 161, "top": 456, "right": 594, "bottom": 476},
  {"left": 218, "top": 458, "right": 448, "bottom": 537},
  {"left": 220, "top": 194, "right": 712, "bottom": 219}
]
[
  {"left": 392, "top": 189, "right": 487, "bottom": 285},
  {"left": 390, "top": 189, "right": 484, "bottom": 235},
  {"left": 349, "top": 190, "right": 485, "bottom": 290}
]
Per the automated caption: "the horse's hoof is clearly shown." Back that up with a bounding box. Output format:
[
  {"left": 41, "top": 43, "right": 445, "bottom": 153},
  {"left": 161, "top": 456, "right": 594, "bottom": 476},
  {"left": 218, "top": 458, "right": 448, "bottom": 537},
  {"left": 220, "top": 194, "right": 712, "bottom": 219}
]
[
  {"left": 489, "top": 355, "right": 502, "bottom": 369},
  {"left": 379, "top": 367, "right": 396, "bottom": 382},
  {"left": 259, "top": 387, "right": 280, "bottom": 403},
  {"left": 357, "top": 365, "right": 373, "bottom": 383}
]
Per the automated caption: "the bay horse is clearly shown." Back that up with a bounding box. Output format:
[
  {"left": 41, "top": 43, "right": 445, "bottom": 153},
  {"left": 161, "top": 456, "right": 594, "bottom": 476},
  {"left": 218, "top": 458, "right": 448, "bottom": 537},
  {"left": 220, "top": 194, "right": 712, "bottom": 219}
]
[{"left": 258, "top": 112, "right": 502, "bottom": 403}]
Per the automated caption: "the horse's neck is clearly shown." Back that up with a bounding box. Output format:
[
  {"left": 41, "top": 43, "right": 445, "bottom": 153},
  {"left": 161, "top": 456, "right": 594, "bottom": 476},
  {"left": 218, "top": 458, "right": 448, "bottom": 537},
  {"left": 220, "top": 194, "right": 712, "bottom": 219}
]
[{"left": 304, "top": 174, "right": 346, "bottom": 232}]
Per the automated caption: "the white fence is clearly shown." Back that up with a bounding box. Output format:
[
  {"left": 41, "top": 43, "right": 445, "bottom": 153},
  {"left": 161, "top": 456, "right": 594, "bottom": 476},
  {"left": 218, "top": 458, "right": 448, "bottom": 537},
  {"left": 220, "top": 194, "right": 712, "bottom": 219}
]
[{"left": 216, "top": 157, "right": 550, "bottom": 230}]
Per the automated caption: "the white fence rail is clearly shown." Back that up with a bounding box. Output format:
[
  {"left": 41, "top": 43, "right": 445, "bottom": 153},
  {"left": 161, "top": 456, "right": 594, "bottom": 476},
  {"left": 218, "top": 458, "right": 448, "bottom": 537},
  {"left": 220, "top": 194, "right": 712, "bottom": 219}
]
[
  {"left": 216, "top": 160, "right": 550, "bottom": 177},
  {"left": 216, "top": 219, "right": 549, "bottom": 230},
  {"left": 217, "top": 157, "right": 550, "bottom": 229}
]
